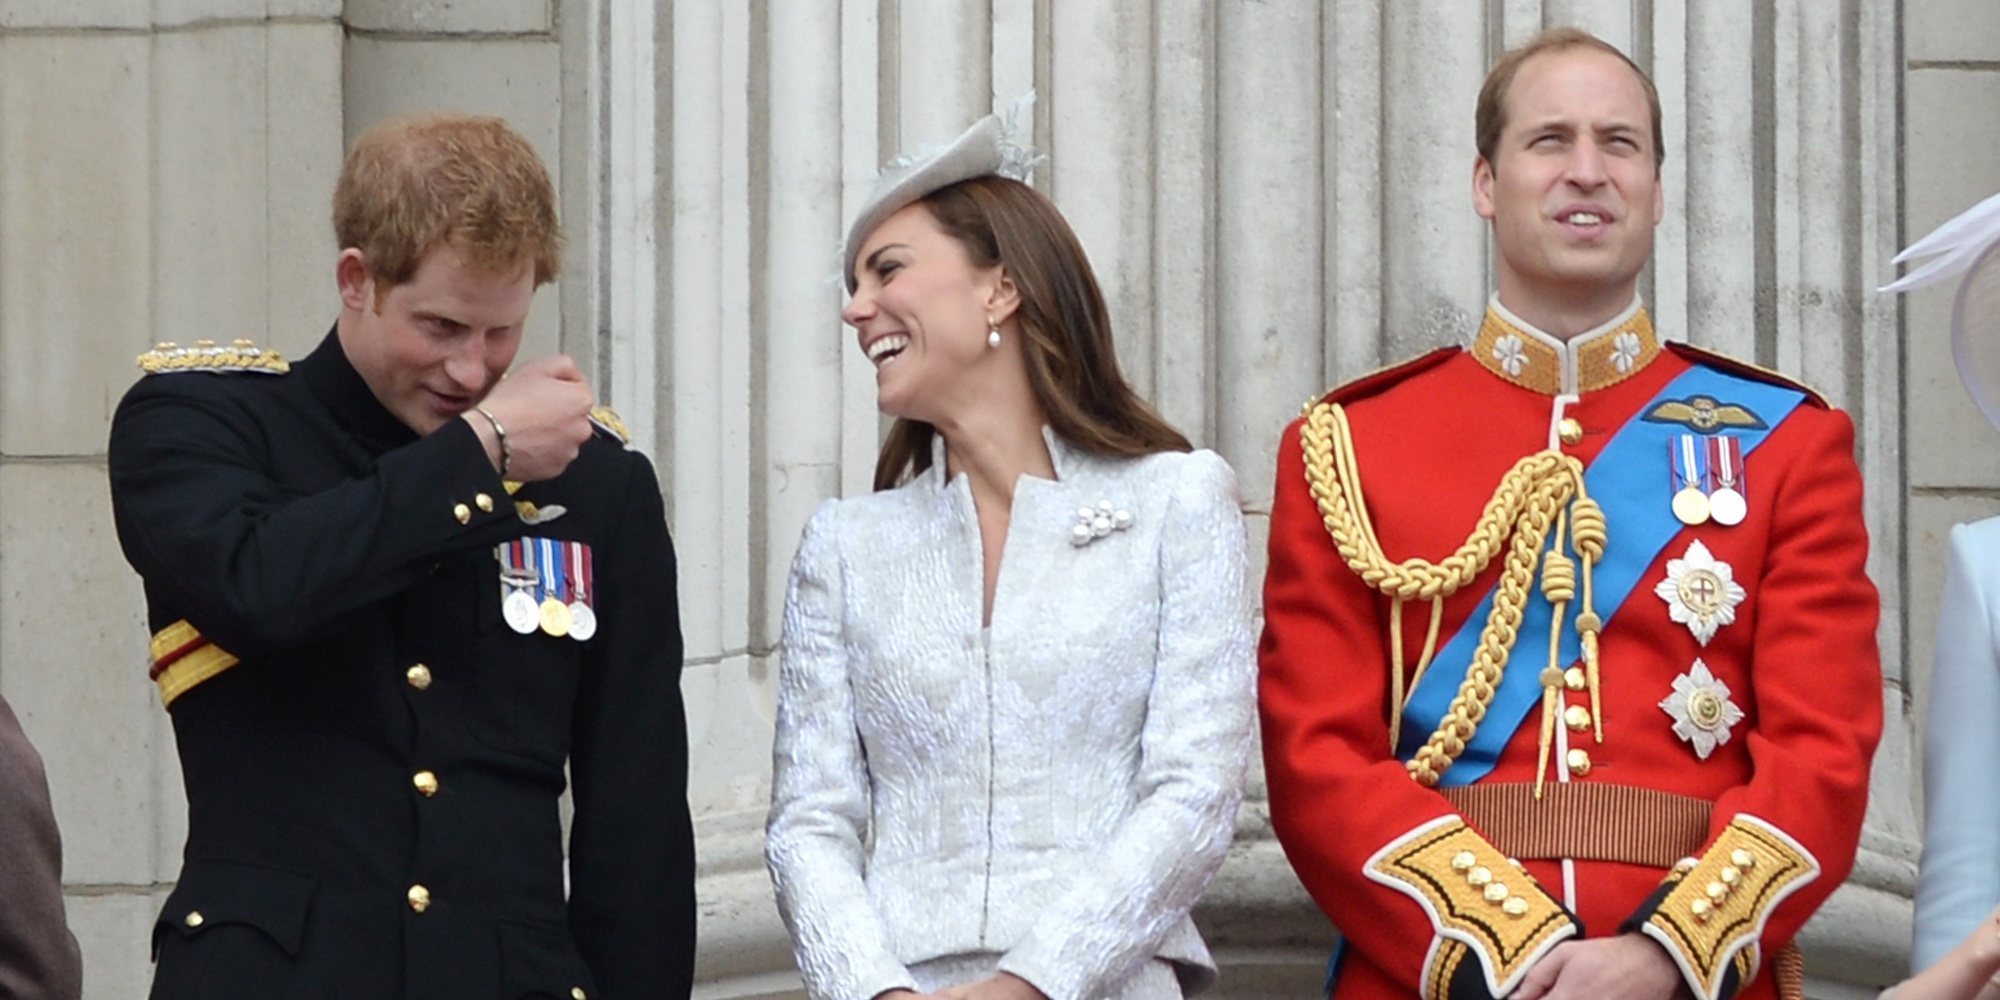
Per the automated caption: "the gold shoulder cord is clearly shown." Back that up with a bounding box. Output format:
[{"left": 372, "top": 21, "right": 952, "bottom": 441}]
[{"left": 1301, "top": 402, "right": 1607, "bottom": 795}]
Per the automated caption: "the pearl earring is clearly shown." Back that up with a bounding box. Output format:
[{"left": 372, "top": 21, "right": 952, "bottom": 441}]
[{"left": 986, "top": 317, "right": 1001, "bottom": 349}]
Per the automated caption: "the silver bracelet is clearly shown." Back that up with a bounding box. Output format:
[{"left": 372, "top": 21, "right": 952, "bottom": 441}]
[{"left": 473, "top": 406, "right": 510, "bottom": 478}]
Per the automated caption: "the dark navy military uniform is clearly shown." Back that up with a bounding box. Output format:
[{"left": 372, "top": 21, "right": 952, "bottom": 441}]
[{"left": 108, "top": 331, "right": 695, "bottom": 999}]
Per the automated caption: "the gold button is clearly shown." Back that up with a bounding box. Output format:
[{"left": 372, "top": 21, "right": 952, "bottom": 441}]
[
  {"left": 572, "top": 990, "right": 587, "bottom": 1000},
  {"left": 413, "top": 770, "right": 439, "bottom": 797},
  {"left": 406, "top": 664, "right": 433, "bottom": 690},
  {"left": 1450, "top": 851, "right": 1477, "bottom": 872},
  {"left": 1483, "top": 882, "right": 1510, "bottom": 903},
  {"left": 1674, "top": 856, "right": 1700, "bottom": 875},
  {"left": 475, "top": 492, "right": 494, "bottom": 513},
  {"left": 1706, "top": 881, "right": 1729, "bottom": 903},
  {"left": 1502, "top": 896, "right": 1530, "bottom": 918},
  {"left": 408, "top": 884, "right": 431, "bottom": 913},
  {"left": 1563, "top": 705, "right": 1592, "bottom": 732},
  {"left": 1731, "top": 849, "right": 1756, "bottom": 869},
  {"left": 1720, "top": 865, "right": 1741, "bottom": 885},
  {"left": 1565, "top": 749, "right": 1592, "bottom": 776},
  {"left": 184, "top": 910, "right": 204, "bottom": 928},
  {"left": 1691, "top": 898, "right": 1713, "bottom": 922},
  {"left": 1558, "top": 417, "right": 1584, "bottom": 446},
  {"left": 453, "top": 503, "right": 471, "bottom": 525},
  {"left": 1563, "top": 666, "right": 1587, "bottom": 691},
  {"left": 1467, "top": 866, "right": 1492, "bottom": 887}
]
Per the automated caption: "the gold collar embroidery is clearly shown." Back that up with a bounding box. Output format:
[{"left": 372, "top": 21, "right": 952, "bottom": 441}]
[{"left": 1472, "top": 297, "right": 1661, "bottom": 395}]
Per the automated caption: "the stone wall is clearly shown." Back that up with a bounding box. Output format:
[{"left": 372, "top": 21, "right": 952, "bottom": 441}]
[{"left": 0, "top": 2, "right": 1971, "bottom": 997}]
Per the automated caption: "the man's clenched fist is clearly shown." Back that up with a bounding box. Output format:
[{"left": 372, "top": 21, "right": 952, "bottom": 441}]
[{"left": 463, "top": 354, "right": 595, "bottom": 482}]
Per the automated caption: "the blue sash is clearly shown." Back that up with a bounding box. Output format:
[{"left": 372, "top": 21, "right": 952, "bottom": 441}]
[{"left": 1394, "top": 365, "right": 1807, "bottom": 786}]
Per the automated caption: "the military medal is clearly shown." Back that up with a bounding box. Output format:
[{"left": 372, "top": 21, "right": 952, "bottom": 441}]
[
  {"left": 565, "top": 541, "right": 597, "bottom": 641},
  {"left": 536, "top": 538, "right": 571, "bottom": 638},
  {"left": 1659, "top": 658, "right": 1744, "bottom": 760},
  {"left": 1708, "top": 436, "right": 1747, "bottom": 526},
  {"left": 1670, "top": 435, "right": 1711, "bottom": 526},
  {"left": 1653, "top": 539, "right": 1747, "bottom": 645},
  {"left": 497, "top": 541, "right": 540, "bottom": 634}
]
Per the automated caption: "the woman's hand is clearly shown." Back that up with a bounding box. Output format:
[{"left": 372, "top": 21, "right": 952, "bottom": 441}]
[
  {"left": 1893, "top": 903, "right": 2000, "bottom": 1000},
  {"left": 934, "top": 972, "right": 1050, "bottom": 1000}
]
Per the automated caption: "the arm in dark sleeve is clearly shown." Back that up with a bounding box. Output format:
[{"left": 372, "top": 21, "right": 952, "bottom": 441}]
[
  {"left": 107, "top": 380, "right": 519, "bottom": 657},
  {"left": 566, "top": 453, "right": 696, "bottom": 998},
  {"left": 0, "top": 697, "right": 81, "bottom": 1000}
]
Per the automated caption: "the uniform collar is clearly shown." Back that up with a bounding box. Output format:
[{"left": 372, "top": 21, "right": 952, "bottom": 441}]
[
  {"left": 298, "top": 326, "right": 419, "bottom": 454},
  {"left": 925, "top": 426, "right": 1075, "bottom": 493},
  {"left": 1471, "top": 295, "right": 1661, "bottom": 395}
]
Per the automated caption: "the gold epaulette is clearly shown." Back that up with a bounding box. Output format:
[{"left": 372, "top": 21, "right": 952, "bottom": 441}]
[
  {"left": 588, "top": 405, "right": 631, "bottom": 445},
  {"left": 1365, "top": 816, "right": 1579, "bottom": 999},
  {"left": 1664, "top": 342, "right": 1828, "bottom": 409},
  {"left": 1299, "top": 346, "right": 1462, "bottom": 415},
  {"left": 137, "top": 339, "right": 289, "bottom": 376},
  {"left": 1637, "top": 815, "right": 1820, "bottom": 1000}
]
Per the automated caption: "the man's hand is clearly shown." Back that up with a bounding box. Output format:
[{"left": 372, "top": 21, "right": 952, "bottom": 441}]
[
  {"left": 463, "top": 355, "right": 594, "bottom": 482},
  {"left": 934, "top": 973, "right": 1049, "bottom": 1000},
  {"left": 1511, "top": 935, "right": 1688, "bottom": 1000}
]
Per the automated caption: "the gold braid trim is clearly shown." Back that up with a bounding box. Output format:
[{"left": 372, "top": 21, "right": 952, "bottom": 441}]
[{"left": 1301, "top": 402, "right": 1605, "bottom": 788}]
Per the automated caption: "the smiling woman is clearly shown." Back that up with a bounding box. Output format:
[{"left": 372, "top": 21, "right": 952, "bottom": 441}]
[{"left": 765, "top": 105, "right": 1258, "bottom": 1000}]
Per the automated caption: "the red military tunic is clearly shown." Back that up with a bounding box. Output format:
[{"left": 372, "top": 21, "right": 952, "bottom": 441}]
[{"left": 1259, "top": 300, "right": 1881, "bottom": 1000}]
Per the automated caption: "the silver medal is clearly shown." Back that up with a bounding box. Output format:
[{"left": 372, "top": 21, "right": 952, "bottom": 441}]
[
  {"left": 567, "top": 602, "right": 597, "bottom": 641},
  {"left": 503, "top": 588, "right": 540, "bottom": 634}
]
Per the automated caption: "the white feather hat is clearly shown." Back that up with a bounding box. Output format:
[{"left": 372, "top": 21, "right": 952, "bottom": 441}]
[{"left": 1883, "top": 191, "right": 2000, "bottom": 434}]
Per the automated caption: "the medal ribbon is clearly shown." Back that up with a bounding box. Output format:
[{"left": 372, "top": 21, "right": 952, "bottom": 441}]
[
  {"left": 537, "top": 537, "right": 567, "bottom": 603},
  {"left": 1675, "top": 434, "right": 1710, "bottom": 494},
  {"left": 1397, "top": 365, "right": 1807, "bottom": 786},
  {"left": 567, "top": 542, "right": 592, "bottom": 607},
  {"left": 1711, "top": 435, "right": 1743, "bottom": 491}
]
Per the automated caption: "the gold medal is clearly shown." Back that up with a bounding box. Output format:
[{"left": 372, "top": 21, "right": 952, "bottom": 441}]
[
  {"left": 1671, "top": 486, "right": 1710, "bottom": 526},
  {"left": 539, "top": 596, "right": 571, "bottom": 637}
]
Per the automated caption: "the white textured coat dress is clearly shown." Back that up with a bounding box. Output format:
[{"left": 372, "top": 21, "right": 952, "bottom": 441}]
[
  {"left": 765, "top": 431, "right": 1257, "bottom": 1000},
  {"left": 1912, "top": 516, "right": 2000, "bottom": 972}
]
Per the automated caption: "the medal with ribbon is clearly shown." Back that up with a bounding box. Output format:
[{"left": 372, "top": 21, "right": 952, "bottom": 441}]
[
  {"left": 565, "top": 541, "right": 597, "bottom": 641},
  {"left": 535, "top": 537, "right": 571, "bottom": 638},
  {"left": 497, "top": 540, "right": 540, "bottom": 635},
  {"left": 1708, "top": 436, "right": 1747, "bottom": 526},
  {"left": 1669, "top": 434, "right": 1711, "bottom": 526}
]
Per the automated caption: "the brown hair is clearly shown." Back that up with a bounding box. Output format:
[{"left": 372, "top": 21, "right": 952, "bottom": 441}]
[
  {"left": 871, "top": 176, "right": 1191, "bottom": 490},
  {"left": 332, "top": 114, "right": 563, "bottom": 292},
  {"left": 1476, "top": 27, "right": 1664, "bottom": 172}
]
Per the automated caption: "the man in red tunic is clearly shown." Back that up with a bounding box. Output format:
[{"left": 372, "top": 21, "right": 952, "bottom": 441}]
[{"left": 1259, "top": 28, "right": 1881, "bottom": 1000}]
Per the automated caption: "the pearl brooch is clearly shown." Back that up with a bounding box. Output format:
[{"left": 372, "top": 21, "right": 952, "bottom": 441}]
[{"left": 1070, "top": 500, "right": 1133, "bottom": 547}]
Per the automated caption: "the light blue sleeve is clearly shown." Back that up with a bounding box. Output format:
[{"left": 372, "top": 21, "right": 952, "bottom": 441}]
[{"left": 1914, "top": 519, "right": 2000, "bottom": 971}]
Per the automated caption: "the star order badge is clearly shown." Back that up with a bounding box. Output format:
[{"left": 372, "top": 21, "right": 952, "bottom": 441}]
[
  {"left": 1653, "top": 539, "right": 1747, "bottom": 646},
  {"left": 1660, "top": 659, "right": 1745, "bottom": 760}
]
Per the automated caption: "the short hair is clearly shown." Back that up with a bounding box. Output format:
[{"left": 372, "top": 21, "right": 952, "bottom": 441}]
[
  {"left": 1476, "top": 28, "right": 1664, "bottom": 172},
  {"left": 332, "top": 114, "right": 563, "bottom": 291}
]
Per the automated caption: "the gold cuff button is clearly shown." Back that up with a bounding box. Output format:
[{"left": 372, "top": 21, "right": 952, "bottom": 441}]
[
  {"left": 1565, "top": 748, "right": 1592, "bottom": 776},
  {"left": 475, "top": 492, "right": 494, "bottom": 513},
  {"left": 453, "top": 503, "right": 471, "bottom": 525},
  {"left": 1563, "top": 666, "right": 1587, "bottom": 691},
  {"left": 1720, "top": 865, "right": 1741, "bottom": 885},
  {"left": 183, "top": 910, "right": 204, "bottom": 928},
  {"left": 1691, "top": 898, "right": 1713, "bottom": 922},
  {"left": 1706, "top": 881, "right": 1729, "bottom": 902},
  {"left": 1558, "top": 417, "right": 1584, "bottom": 446},
  {"left": 1467, "top": 866, "right": 1492, "bottom": 887},
  {"left": 1450, "top": 851, "right": 1477, "bottom": 872},
  {"left": 413, "top": 771, "right": 439, "bottom": 797},
  {"left": 1483, "top": 882, "right": 1510, "bottom": 903},
  {"left": 1501, "top": 896, "right": 1530, "bottom": 917},
  {"left": 1563, "top": 705, "right": 1593, "bottom": 732},
  {"left": 407, "top": 884, "right": 431, "bottom": 913},
  {"left": 406, "top": 664, "right": 433, "bottom": 690},
  {"left": 1731, "top": 848, "right": 1757, "bottom": 869}
]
